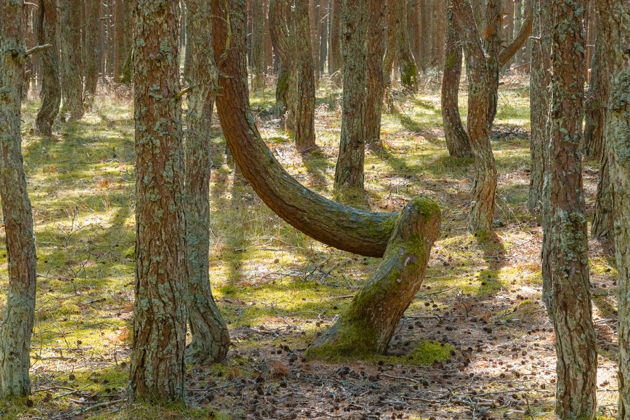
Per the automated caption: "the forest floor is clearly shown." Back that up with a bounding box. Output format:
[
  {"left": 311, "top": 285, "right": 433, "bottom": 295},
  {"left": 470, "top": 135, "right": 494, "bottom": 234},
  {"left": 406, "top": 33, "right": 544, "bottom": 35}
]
[{"left": 0, "top": 76, "right": 620, "bottom": 420}]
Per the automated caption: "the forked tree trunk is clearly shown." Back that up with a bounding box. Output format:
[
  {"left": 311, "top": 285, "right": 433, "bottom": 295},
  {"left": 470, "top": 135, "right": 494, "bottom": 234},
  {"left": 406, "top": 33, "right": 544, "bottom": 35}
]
[
  {"left": 453, "top": 0, "right": 497, "bottom": 231},
  {"left": 212, "top": 0, "right": 400, "bottom": 258},
  {"left": 0, "top": 0, "right": 38, "bottom": 397},
  {"left": 364, "top": 0, "right": 386, "bottom": 146},
  {"left": 441, "top": 0, "right": 472, "bottom": 158},
  {"left": 542, "top": 1, "right": 597, "bottom": 417},
  {"left": 34, "top": 0, "right": 60, "bottom": 136},
  {"left": 130, "top": 0, "right": 188, "bottom": 402},
  {"left": 293, "top": 0, "right": 317, "bottom": 151},
  {"left": 528, "top": 0, "right": 551, "bottom": 214},
  {"left": 306, "top": 198, "right": 441, "bottom": 359},
  {"left": 183, "top": 0, "right": 230, "bottom": 366},
  {"left": 334, "top": 0, "right": 368, "bottom": 192},
  {"left": 59, "top": 0, "right": 84, "bottom": 121}
]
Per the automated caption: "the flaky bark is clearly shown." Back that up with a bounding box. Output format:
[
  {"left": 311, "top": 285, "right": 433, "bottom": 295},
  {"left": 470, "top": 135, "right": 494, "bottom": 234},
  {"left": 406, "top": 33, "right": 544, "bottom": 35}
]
[
  {"left": 183, "top": 0, "right": 230, "bottom": 366},
  {"left": 306, "top": 198, "right": 441, "bottom": 359},
  {"left": 527, "top": 0, "right": 551, "bottom": 214},
  {"left": 0, "top": 0, "right": 38, "bottom": 397},
  {"left": 364, "top": 0, "right": 386, "bottom": 146},
  {"left": 542, "top": 1, "right": 597, "bottom": 417},
  {"left": 441, "top": 0, "right": 472, "bottom": 158},
  {"left": 212, "top": 0, "right": 400, "bottom": 258},
  {"left": 334, "top": 0, "right": 368, "bottom": 191},
  {"left": 453, "top": 0, "right": 497, "bottom": 231},
  {"left": 130, "top": 0, "right": 187, "bottom": 402},
  {"left": 34, "top": 0, "right": 60, "bottom": 136},
  {"left": 59, "top": 0, "right": 84, "bottom": 121}
]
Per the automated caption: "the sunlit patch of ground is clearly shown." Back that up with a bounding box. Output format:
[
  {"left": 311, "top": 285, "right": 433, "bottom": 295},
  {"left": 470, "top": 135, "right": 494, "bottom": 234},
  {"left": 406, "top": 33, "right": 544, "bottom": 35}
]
[{"left": 0, "top": 77, "right": 619, "bottom": 419}]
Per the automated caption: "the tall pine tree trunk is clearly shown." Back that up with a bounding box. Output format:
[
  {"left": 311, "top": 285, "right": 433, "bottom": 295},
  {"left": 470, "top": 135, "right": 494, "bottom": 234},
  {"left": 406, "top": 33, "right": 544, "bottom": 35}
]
[
  {"left": 364, "top": 0, "right": 386, "bottom": 146},
  {"left": 293, "top": 0, "right": 317, "bottom": 151},
  {"left": 183, "top": 0, "right": 230, "bottom": 366},
  {"left": 129, "top": 0, "right": 188, "bottom": 402},
  {"left": 328, "top": 0, "right": 342, "bottom": 75},
  {"left": 251, "top": 0, "right": 266, "bottom": 91},
  {"left": 59, "top": 0, "right": 84, "bottom": 121},
  {"left": 0, "top": 0, "right": 38, "bottom": 397},
  {"left": 83, "top": 0, "right": 100, "bottom": 107},
  {"left": 334, "top": 0, "right": 368, "bottom": 192},
  {"left": 542, "top": 1, "right": 597, "bottom": 417},
  {"left": 441, "top": 0, "right": 471, "bottom": 158},
  {"left": 34, "top": 0, "right": 60, "bottom": 136}
]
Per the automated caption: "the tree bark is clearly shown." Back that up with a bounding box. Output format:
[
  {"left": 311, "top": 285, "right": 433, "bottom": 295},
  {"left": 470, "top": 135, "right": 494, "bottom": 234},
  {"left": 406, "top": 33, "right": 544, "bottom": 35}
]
[
  {"left": 34, "top": 0, "right": 60, "bottom": 136},
  {"left": 364, "top": 0, "right": 386, "bottom": 146},
  {"left": 129, "top": 0, "right": 188, "bottom": 402},
  {"left": 83, "top": 0, "right": 100, "bottom": 107},
  {"left": 453, "top": 0, "right": 497, "bottom": 231},
  {"left": 293, "top": 0, "right": 317, "bottom": 151},
  {"left": 595, "top": 0, "right": 630, "bottom": 416},
  {"left": 183, "top": 0, "right": 230, "bottom": 366},
  {"left": 441, "top": 0, "right": 472, "bottom": 158},
  {"left": 306, "top": 198, "right": 441, "bottom": 359},
  {"left": 542, "top": 1, "right": 597, "bottom": 417},
  {"left": 395, "top": 0, "right": 418, "bottom": 92},
  {"left": 212, "top": 0, "right": 400, "bottom": 258},
  {"left": 251, "top": 0, "right": 266, "bottom": 91},
  {"left": 328, "top": 0, "right": 342, "bottom": 75},
  {"left": 592, "top": 155, "right": 613, "bottom": 240},
  {"left": 527, "top": 0, "right": 551, "bottom": 214},
  {"left": 0, "top": 0, "right": 38, "bottom": 397},
  {"left": 334, "top": 0, "right": 368, "bottom": 192},
  {"left": 59, "top": 0, "right": 84, "bottom": 121},
  {"left": 269, "top": 0, "right": 292, "bottom": 121}
]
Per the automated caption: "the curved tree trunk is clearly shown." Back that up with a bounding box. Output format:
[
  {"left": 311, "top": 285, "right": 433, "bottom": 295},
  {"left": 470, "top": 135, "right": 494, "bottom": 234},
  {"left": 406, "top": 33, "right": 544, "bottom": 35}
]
[
  {"left": 364, "top": 0, "right": 386, "bottom": 147},
  {"left": 129, "top": 0, "right": 187, "bottom": 402},
  {"left": 441, "top": 0, "right": 472, "bottom": 158},
  {"left": 59, "top": 0, "right": 84, "bottom": 121},
  {"left": 34, "top": 0, "right": 60, "bottom": 136},
  {"left": 183, "top": 0, "right": 230, "bottom": 366},
  {"left": 453, "top": 0, "right": 497, "bottom": 231},
  {"left": 0, "top": 0, "right": 38, "bottom": 397},
  {"left": 293, "top": 0, "right": 317, "bottom": 151},
  {"left": 334, "top": 0, "right": 368, "bottom": 192},
  {"left": 528, "top": 0, "right": 551, "bottom": 215},
  {"left": 83, "top": 0, "right": 100, "bottom": 107},
  {"left": 212, "top": 0, "right": 399, "bottom": 258},
  {"left": 542, "top": 1, "right": 597, "bottom": 417},
  {"left": 306, "top": 197, "right": 441, "bottom": 359}
]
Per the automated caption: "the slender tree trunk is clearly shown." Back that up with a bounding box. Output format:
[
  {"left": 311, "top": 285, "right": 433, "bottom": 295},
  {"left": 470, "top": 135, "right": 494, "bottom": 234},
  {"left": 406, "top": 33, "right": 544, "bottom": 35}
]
[
  {"left": 212, "top": 0, "right": 400, "bottom": 258},
  {"left": 527, "top": 0, "right": 550, "bottom": 214},
  {"left": 431, "top": 0, "right": 445, "bottom": 68},
  {"left": 293, "top": 0, "right": 317, "bottom": 151},
  {"left": 114, "top": 0, "right": 130, "bottom": 81},
  {"left": 34, "top": 0, "right": 60, "bottom": 136},
  {"left": 269, "top": 0, "right": 292, "bottom": 120},
  {"left": 334, "top": 0, "right": 368, "bottom": 192},
  {"left": 130, "top": 0, "right": 188, "bottom": 402},
  {"left": 583, "top": 8, "right": 610, "bottom": 162},
  {"left": 409, "top": 0, "right": 422, "bottom": 73},
  {"left": 484, "top": 0, "right": 502, "bottom": 129},
  {"left": 328, "top": 0, "right": 342, "bottom": 75},
  {"left": 59, "top": 0, "right": 84, "bottom": 121},
  {"left": 83, "top": 0, "right": 100, "bottom": 107},
  {"left": 441, "top": 0, "right": 472, "bottom": 158},
  {"left": 0, "top": 0, "right": 38, "bottom": 398},
  {"left": 592, "top": 155, "right": 613, "bottom": 240},
  {"left": 251, "top": 0, "right": 266, "bottom": 91},
  {"left": 306, "top": 198, "right": 440, "bottom": 359},
  {"left": 542, "top": 1, "right": 597, "bottom": 417},
  {"left": 595, "top": 1, "right": 630, "bottom": 415},
  {"left": 319, "top": 0, "right": 329, "bottom": 75},
  {"left": 183, "top": 0, "right": 230, "bottom": 366},
  {"left": 364, "top": 0, "right": 386, "bottom": 146},
  {"left": 382, "top": 0, "right": 398, "bottom": 90},
  {"left": 453, "top": 0, "right": 497, "bottom": 231},
  {"left": 395, "top": 0, "right": 418, "bottom": 91},
  {"left": 309, "top": 0, "right": 320, "bottom": 82}
]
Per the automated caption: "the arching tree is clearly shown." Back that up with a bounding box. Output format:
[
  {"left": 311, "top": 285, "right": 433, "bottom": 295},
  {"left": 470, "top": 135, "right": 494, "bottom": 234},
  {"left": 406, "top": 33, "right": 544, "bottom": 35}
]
[
  {"left": 0, "top": 0, "right": 38, "bottom": 397},
  {"left": 334, "top": 0, "right": 368, "bottom": 192},
  {"left": 183, "top": 0, "right": 230, "bottom": 365},
  {"left": 34, "top": 0, "right": 60, "bottom": 136},
  {"left": 211, "top": 0, "right": 440, "bottom": 359},
  {"left": 129, "top": 0, "right": 187, "bottom": 402}
]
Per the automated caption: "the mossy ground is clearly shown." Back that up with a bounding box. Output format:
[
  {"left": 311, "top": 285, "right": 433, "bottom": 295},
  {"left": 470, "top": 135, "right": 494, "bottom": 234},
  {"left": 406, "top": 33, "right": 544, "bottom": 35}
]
[{"left": 0, "top": 75, "right": 619, "bottom": 418}]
